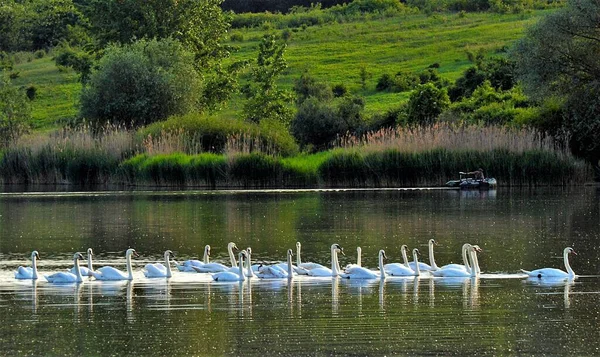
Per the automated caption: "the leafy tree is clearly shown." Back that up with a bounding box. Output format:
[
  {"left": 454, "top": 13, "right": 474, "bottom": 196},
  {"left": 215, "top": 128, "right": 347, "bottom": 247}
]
[
  {"left": 243, "top": 34, "right": 293, "bottom": 124},
  {"left": 512, "top": 0, "right": 600, "bottom": 166},
  {"left": 293, "top": 72, "right": 333, "bottom": 104},
  {"left": 0, "top": 73, "right": 30, "bottom": 147},
  {"left": 405, "top": 83, "right": 450, "bottom": 126},
  {"left": 0, "top": 2, "right": 27, "bottom": 51},
  {"left": 28, "top": 0, "right": 87, "bottom": 50},
  {"left": 79, "top": 38, "right": 202, "bottom": 128}
]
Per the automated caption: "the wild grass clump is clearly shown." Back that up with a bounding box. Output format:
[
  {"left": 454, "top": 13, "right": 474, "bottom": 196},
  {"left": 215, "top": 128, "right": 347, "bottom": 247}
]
[
  {"left": 139, "top": 114, "right": 299, "bottom": 156},
  {"left": 229, "top": 153, "right": 284, "bottom": 187},
  {"left": 0, "top": 125, "right": 136, "bottom": 184},
  {"left": 280, "top": 151, "right": 332, "bottom": 186}
]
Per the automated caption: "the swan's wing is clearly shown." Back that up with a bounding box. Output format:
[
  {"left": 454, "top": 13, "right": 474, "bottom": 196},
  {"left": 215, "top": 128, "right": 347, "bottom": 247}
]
[
  {"left": 193, "top": 263, "right": 229, "bottom": 273},
  {"left": 212, "top": 271, "right": 242, "bottom": 281},
  {"left": 69, "top": 266, "right": 92, "bottom": 276},
  {"left": 144, "top": 263, "right": 167, "bottom": 277},
  {"left": 522, "top": 268, "right": 568, "bottom": 278},
  {"left": 93, "top": 266, "right": 128, "bottom": 280},
  {"left": 176, "top": 264, "right": 197, "bottom": 272},
  {"left": 299, "top": 262, "right": 327, "bottom": 270},
  {"left": 15, "top": 266, "right": 33, "bottom": 279},
  {"left": 45, "top": 272, "right": 77, "bottom": 283},
  {"left": 432, "top": 268, "right": 470, "bottom": 277},
  {"left": 307, "top": 267, "right": 333, "bottom": 277}
]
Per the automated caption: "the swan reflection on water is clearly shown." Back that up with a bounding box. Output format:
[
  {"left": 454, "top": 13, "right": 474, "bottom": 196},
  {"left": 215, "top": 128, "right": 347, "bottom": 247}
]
[{"left": 524, "top": 277, "right": 575, "bottom": 309}]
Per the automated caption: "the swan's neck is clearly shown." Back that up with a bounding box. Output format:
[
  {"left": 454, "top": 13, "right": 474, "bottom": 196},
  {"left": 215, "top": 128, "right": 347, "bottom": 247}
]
[
  {"left": 287, "top": 252, "right": 293, "bottom": 279},
  {"left": 246, "top": 252, "right": 254, "bottom": 278},
  {"left": 203, "top": 247, "right": 210, "bottom": 264},
  {"left": 126, "top": 253, "right": 133, "bottom": 280},
  {"left": 413, "top": 251, "right": 421, "bottom": 276},
  {"left": 31, "top": 254, "right": 38, "bottom": 280},
  {"left": 462, "top": 244, "right": 472, "bottom": 274},
  {"left": 229, "top": 245, "right": 237, "bottom": 268},
  {"left": 331, "top": 248, "right": 339, "bottom": 276},
  {"left": 296, "top": 245, "right": 301, "bottom": 266},
  {"left": 429, "top": 241, "right": 439, "bottom": 270},
  {"left": 379, "top": 252, "right": 386, "bottom": 279},
  {"left": 238, "top": 253, "right": 245, "bottom": 280},
  {"left": 564, "top": 250, "right": 575, "bottom": 277},
  {"left": 401, "top": 247, "right": 409, "bottom": 268},
  {"left": 356, "top": 248, "right": 361, "bottom": 267},
  {"left": 468, "top": 249, "right": 479, "bottom": 276},
  {"left": 74, "top": 257, "right": 83, "bottom": 283},
  {"left": 87, "top": 254, "right": 93, "bottom": 272},
  {"left": 165, "top": 253, "right": 172, "bottom": 278}
]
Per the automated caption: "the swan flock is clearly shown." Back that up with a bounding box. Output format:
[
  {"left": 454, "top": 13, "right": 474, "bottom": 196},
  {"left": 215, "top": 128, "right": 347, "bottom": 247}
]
[{"left": 12, "top": 241, "right": 579, "bottom": 285}]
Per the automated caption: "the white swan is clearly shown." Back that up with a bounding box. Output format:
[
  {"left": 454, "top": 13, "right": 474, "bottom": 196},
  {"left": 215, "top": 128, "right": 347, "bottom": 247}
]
[
  {"left": 257, "top": 249, "right": 294, "bottom": 279},
  {"left": 212, "top": 251, "right": 247, "bottom": 282},
  {"left": 144, "top": 250, "right": 174, "bottom": 278},
  {"left": 192, "top": 242, "right": 238, "bottom": 273},
  {"left": 406, "top": 245, "right": 433, "bottom": 271},
  {"left": 176, "top": 245, "right": 210, "bottom": 272},
  {"left": 296, "top": 242, "right": 327, "bottom": 272},
  {"left": 45, "top": 253, "right": 85, "bottom": 283},
  {"left": 15, "top": 251, "right": 40, "bottom": 280},
  {"left": 92, "top": 248, "right": 138, "bottom": 281},
  {"left": 307, "top": 244, "right": 344, "bottom": 277},
  {"left": 521, "top": 247, "right": 577, "bottom": 279},
  {"left": 432, "top": 246, "right": 480, "bottom": 277},
  {"left": 386, "top": 249, "right": 421, "bottom": 276},
  {"left": 344, "top": 247, "right": 362, "bottom": 270},
  {"left": 69, "top": 248, "right": 94, "bottom": 277},
  {"left": 437, "top": 244, "right": 479, "bottom": 273},
  {"left": 427, "top": 239, "right": 441, "bottom": 270},
  {"left": 340, "top": 249, "right": 386, "bottom": 279}
]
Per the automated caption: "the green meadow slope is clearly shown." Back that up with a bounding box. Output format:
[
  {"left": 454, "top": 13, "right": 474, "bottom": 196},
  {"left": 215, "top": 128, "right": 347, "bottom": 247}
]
[{"left": 13, "top": 11, "right": 549, "bottom": 130}]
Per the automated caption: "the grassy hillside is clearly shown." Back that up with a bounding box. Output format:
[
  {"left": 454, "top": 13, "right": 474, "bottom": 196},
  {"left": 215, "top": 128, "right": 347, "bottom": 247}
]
[{"left": 12, "top": 11, "right": 548, "bottom": 130}]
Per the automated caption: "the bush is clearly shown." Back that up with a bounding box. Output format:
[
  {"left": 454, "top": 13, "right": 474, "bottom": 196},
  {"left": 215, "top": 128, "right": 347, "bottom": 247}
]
[
  {"left": 293, "top": 72, "right": 333, "bottom": 104},
  {"left": 33, "top": 50, "right": 45, "bottom": 59},
  {"left": 0, "top": 74, "right": 30, "bottom": 147},
  {"left": 80, "top": 38, "right": 202, "bottom": 128},
  {"left": 332, "top": 83, "right": 348, "bottom": 97},
  {"left": 25, "top": 86, "right": 36, "bottom": 100},
  {"left": 404, "top": 83, "right": 450, "bottom": 126}
]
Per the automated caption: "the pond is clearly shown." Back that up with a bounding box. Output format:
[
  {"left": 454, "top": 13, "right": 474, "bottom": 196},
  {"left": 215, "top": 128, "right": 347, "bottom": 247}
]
[{"left": 0, "top": 187, "right": 599, "bottom": 355}]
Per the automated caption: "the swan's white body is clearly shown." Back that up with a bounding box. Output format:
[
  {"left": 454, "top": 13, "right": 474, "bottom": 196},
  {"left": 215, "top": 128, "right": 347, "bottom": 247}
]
[
  {"left": 521, "top": 247, "right": 577, "bottom": 279},
  {"left": 92, "top": 248, "right": 137, "bottom": 281},
  {"left": 177, "top": 245, "right": 210, "bottom": 272},
  {"left": 69, "top": 248, "right": 94, "bottom": 277},
  {"left": 257, "top": 249, "right": 294, "bottom": 279},
  {"left": 212, "top": 251, "right": 246, "bottom": 281},
  {"left": 295, "top": 242, "right": 327, "bottom": 273},
  {"left": 15, "top": 251, "right": 40, "bottom": 280},
  {"left": 307, "top": 244, "right": 343, "bottom": 277},
  {"left": 386, "top": 249, "right": 421, "bottom": 276},
  {"left": 340, "top": 250, "right": 386, "bottom": 279},
  {"left": 144, "top": 250, "right": 174, "bottom": 278},
  {"left": 192, "top": 242, "right": 238, "bottom": 273},
  {"left": 45, "top": 253, "right": 84, "bottom": 283},
  {"left": 432, "top": 246, "right": 480, "bottom": 277}
]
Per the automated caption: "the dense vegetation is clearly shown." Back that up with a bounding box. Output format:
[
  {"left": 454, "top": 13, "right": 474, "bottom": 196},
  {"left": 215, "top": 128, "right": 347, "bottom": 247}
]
[{"left": 0, "top": 0, "right": 597, "bottom": 187}]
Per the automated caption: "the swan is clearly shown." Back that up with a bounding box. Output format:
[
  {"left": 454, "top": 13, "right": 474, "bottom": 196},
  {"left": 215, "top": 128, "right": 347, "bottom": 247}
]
[
  {"left": 432, "top": 246, "right": 480, "bottom": 277},
  {"left": 427, "top": 239, "right": 441, "bottom": 270},
  {"left": 521, "top": 247, "right": 577, "bottom": 279},
  {"left": 15, "top": 251, "right": 41, "bottom": 280},
  {"left": 257, "top": 249, "right": 294, "bottom": 279},
  {"left": 192, "top": 242, "right": 239, "bottom": 273},
  {"left": 406, "top": 245, "right": 433, "bottom": 271},
  {"left": 212, "top": 251, "right": 247, "bottom": 282},
  {"left": 344, "top": 247, "right": 362, "bottom": 270},
  {"left": 45, "top": 253, "right": 85, "bottom": 283},
  {"left": 307, "top": 244, "right": 344, "bottom": 277},
  {"left": 296, "top": 242, "right": 327, "bottom": 272},
  {"left": 340, "top": 250, "right": 386, "bottom": 280},
  {"left": 176, "top": 245, "right": 210, "bottom": 272},
  {"left": 144, "top": 250, "right": 175, "bottom": 278},
  {"left": 386, "top": 249, "right": 421, "bottom": 276},
  {"left": 244, "top": 248, "right": 256, "bottom": 278},
  {"left": 69, "top": 248, "right": 94, "bottom": 277},
  {"left": 92, "top": 248, "right": 138, "bottom": 281},
  {"left": 437, "top": 244, "right": 480, "bottom": 273}
]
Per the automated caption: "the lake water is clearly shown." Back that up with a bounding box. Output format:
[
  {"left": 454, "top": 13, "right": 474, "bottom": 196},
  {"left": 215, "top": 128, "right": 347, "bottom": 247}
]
[{"left": 0, "top": 187, "right": 599, "bottom": 355}]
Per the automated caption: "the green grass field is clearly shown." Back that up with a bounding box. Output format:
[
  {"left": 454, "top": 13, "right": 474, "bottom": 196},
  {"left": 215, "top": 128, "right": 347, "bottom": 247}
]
[{"left": 12, "top": 10, "right": 548, "bottom": 130}]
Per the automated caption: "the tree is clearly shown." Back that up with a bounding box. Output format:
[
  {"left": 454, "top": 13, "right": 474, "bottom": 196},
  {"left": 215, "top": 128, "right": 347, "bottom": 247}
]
[
  {"left": 0, "top": 73, "right": 30, "bottom": 147},
  {"left": 79, "top": 38, "right": 202, "bottom": 128},
  {"left": 512, "top": 0, "right": 600, "bottom": 166},
  {"left": 243, "top": 34, "right": 293, "bottom": 124},
  {"left": 405, "top": 83, "right": 450, "bottom": 126}
]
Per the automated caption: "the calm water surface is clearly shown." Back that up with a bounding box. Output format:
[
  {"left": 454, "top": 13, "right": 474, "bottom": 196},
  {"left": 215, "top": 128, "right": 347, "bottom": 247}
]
[{"left": 0, "top": 188, "right": 599, "bottom": 356}]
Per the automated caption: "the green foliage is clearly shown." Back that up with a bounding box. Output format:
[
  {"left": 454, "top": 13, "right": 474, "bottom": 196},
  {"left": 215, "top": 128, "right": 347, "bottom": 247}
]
[
  {"left": 229, "top": 153, "right": 283, "bottom": 187},
  {"left": 82, "top": 0, "right": 231, "bottom": 70},
  {"left": 404, "top": 83, "right": 450, "bottom": 126},
  {"left": 243, "top": 34, "right": 293, "bottom": 124},
  {"left": 80, "top": 38, "right": 202, "bottom": 128},
  {"left": 139, "top": 113, "right": 299, "bottom": 156},
  {"left": 293, "top": 72, "right": 333, "bottom": 104},
  {"left": 54, "top": 44, "right": 94, "bottom": 83},
  {"left": 449, "top": 56, "right": 516, "bottom": 101},
  {"left": 0, "top": 73, "right": 31, "bottom": 147},
  {"left": 513, "top": 0, "right": 600, "bottom": 165}
]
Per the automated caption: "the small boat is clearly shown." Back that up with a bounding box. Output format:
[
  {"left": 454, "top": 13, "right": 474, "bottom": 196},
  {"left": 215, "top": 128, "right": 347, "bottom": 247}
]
[{"left": 446, "top": 174, "right": 497, "bottom": 189}]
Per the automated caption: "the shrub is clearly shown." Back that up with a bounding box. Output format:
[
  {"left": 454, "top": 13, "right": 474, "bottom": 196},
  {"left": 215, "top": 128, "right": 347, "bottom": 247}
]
[
  {"left": 332, "top": 83, "right": 348, "bottom": 97},
  {"left": 229, "top": 153, "right": 283, "bottom": 187},
  {"left": 404, "top": 83, "right": 450, "bottom": 126},
  {"left": 34, "top": 50, "right": 45, "bottom": 59},
  {"left": 80, "top": 38, "right": 202, "bottom": 128},
  {"left": 0, "top": 74, "right": 30, "bottom": 147},
  {"left": 230, "top": 33, "right": 244, "bottom": 42},
  {"left": 293, "top": 72, "right": 333, "bottom": 104},
  {"left": 25, "top": 86, "right": 36, "bottom": 100}
]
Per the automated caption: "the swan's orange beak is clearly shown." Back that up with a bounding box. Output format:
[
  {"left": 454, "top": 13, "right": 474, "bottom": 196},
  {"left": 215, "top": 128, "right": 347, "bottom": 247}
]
[
  {"left": 571, "top": 250, "right": 577, "bottom": 255},
  {"left": 133, "top": 251, "right": 139, "bottom": 258}
]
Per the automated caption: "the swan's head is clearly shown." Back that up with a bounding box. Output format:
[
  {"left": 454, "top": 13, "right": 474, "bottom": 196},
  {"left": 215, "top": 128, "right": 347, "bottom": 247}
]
[
  {"left": 379, "top": 249, "right": 387, "bottom": 260},
  {"left": 332, "top": 244, "right": 345, "bottom": 256},
  {"left": 565, "top": 247, "right": 577, "bottom": 255},
  {"left": 472, "top": 245, "right": 482, "bottom": 253},
  {"left": 228, "top": 242, "right": 239, "bottom": 251},
  {"left": 32, "top": 251, "right": 40, "bottom": 260},
  {"left": 205, "top": 245, "right": 211, "bottom": 256},
  {"left": 164, "top": 250, "right": 174, "bottom": 258},
  {"left": 413, "top": 248, "right": 420, "bottom": 256},
  {"left": 73, "top": 252, "right": 85, "bottom": 261},
  {"left": 296, "top": 242, "right": 301, "bottom": 249},
  {"left": 126, "top": 248, "right": 138, "bottom": 258},
  {"left": 287, "top": 249, "right": 294, "bottom": 257},
  {"left": 357, "top": 247, "right": 361, "bottom": 254},
  {"left": 86, "top": 248, "right": 94, "bottom": 256},
  {"left": 246, "top": 248, "right": 252, "bottom": 256},
  {"left": 429, "top": 239, "right": 437, "bottom": 246},
  {"left": 400, "top": 244, "right": 408, "bottom": 252}
]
